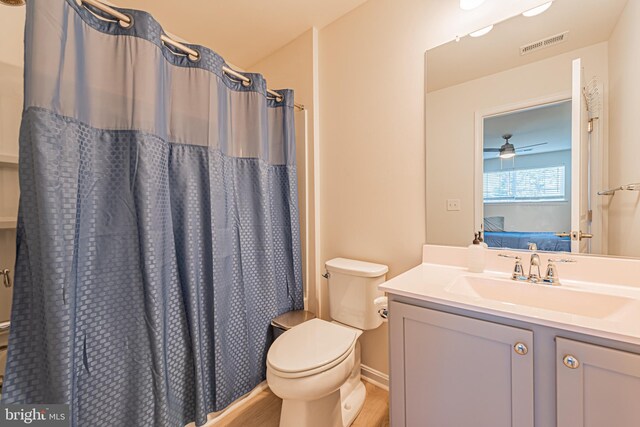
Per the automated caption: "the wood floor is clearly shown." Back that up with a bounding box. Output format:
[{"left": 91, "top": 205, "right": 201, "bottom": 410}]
[{"left": 214, "top": 381, "right": 389, "bottom": 427}]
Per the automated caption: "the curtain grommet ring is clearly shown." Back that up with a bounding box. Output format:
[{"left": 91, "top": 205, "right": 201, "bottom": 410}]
[
  {"left": 241, "top": 79, "right": 252, "bottom": 88},
  {"left": 188, "top": 51, "right": 201, "bottom": 63},
  {"left": 276, "top": 96, "right": 283, "bottom": 103},
  {"left": 118, "top": 13, "right": 134, "bottom": 29}
]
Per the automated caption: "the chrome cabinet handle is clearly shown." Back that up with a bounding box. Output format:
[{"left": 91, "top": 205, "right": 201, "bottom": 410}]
[
  {"left": 563, "top": 355, "right": 580, "bottom": 369},
  {"left": 514, "top": 342, "right": 528, "bottom": 355}
]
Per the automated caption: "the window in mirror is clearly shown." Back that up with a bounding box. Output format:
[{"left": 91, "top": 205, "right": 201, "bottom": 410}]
[{"left": 483, "top": 165, "right": 566, "bottom": 203}]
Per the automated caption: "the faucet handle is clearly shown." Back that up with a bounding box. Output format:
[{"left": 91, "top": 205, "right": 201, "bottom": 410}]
[
  {"left": 543, "top": 258, "right": 576, "bottom": 285},
  {"left": 498, "top": 253, "right": 522, "bottom": 260},
  {"left": 528, "top": 242, "right": 538, "bottom": 251},
  {"left": 547, "top": 258, "right": 577, "bottom": 264},
  {"left": 498, "top": 254, "right": 526, "bottom": 281}
]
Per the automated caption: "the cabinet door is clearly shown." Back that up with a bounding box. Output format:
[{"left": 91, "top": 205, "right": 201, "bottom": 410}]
[
  {"left": 556, "top": 337, "right": 640, "bottom": 427},
  {"left": 390, "top": 301, "right": 534, "bottom": 427}
]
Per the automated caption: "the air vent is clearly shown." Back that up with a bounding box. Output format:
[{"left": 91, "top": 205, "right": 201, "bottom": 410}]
[{"left": 520, "top": 31, "right": 569, "bottom": 55}]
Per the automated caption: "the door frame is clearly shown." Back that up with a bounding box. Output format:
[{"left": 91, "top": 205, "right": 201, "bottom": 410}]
[
  {"left": 571, "top": 58, "right": 583, "bottom": 254},
  {"left": 473, "top": 91, "right": 573, "bottom": 236}
]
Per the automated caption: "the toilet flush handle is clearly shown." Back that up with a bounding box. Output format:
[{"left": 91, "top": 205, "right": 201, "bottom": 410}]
[
  {"left": 322, "top": 271, "right": 330, "bottom": 279},
  {"left": 374, "top": 296, "right": 389, "bottom": 322}
]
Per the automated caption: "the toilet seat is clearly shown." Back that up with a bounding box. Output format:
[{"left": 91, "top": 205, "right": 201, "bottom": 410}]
[{"left": 267, "top": 319, "right": 359, "bottom": 379}]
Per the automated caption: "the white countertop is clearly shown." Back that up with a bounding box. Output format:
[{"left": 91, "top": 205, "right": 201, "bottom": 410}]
[{"left": 380, "top": 261, "right": 640, "bottom": 346}]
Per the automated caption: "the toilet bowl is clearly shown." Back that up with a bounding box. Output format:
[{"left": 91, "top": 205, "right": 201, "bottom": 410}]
[
  {"left": 267, "top": 319, "right": 363, "bottom": 427},
  {"left": 266, "top": 258, "right": 388, "bottom": 427}
]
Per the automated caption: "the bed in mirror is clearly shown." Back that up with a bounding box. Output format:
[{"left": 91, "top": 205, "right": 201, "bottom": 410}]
[{"left": 425, "top": 0, "right": 640, "bottom": 258}]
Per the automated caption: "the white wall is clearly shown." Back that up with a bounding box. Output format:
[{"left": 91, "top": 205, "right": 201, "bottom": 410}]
[
  {"left": 426, "top": 42, "right": 608, "bottom": 249},
  {"left": 608, "top": 0, "right": 640, "bottom": 257},
  {"left": 484, "top": 150, "right": 572, "bottom": 233}
]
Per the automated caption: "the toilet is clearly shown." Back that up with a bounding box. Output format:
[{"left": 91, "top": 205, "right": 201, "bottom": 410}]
[{"left": 266, "top": 258, "right": 388, "bottom": 427}]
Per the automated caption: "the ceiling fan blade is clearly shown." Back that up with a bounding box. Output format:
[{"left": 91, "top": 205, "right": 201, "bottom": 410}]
[
  {"left": 518, "top": 142, "right": 548, "bottom": 150},
  {"left": 483, "top": 148, "right": 501, "bottom": 152}
]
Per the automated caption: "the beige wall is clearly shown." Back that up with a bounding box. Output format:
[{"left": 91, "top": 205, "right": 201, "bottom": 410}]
[
  {"left": 316, "top": 0, "right": 551, "bottom": 375},
  {"left": 608, "top": 0, "right": 640, "bottom": 257},
  {"left": 426, "top": 42, "right": 608, "bottom": 249},
  {"left": 249, "top": 29, "right": 320, "bottom": 314},
  {"left": 0, "top": 7, "right": 25, "bottom": 68},
  {"left": 0, "top": 61, "right": 22, "bottom": 323}
]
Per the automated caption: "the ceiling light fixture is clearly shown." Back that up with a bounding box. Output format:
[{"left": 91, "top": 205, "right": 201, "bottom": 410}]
[
  {"left": 460, "top": 0, "right": 486, "bottom": 11},
  {"left": 499, "top": 144, "right": 516, "bottom": 159},
  {"left": 522, "top": 1, "right": 553, "bottom": 17},
  {"left": 498, "top": 134, "right": 516, "bottom": 159},
  {"left": 469, "top": 25, "right": 494, "bottom": 38}
]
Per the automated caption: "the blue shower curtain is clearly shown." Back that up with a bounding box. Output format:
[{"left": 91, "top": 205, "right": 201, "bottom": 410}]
[{"left": 2, "top": 1, "right": 303, "bottom": 426}]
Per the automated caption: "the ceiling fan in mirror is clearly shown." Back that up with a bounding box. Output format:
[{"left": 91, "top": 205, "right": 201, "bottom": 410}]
[{"left": 484, "top": 134, "right": 548, "bottom": 159}]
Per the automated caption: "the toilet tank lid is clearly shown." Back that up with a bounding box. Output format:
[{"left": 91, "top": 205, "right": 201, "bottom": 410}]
[{"left": 325, "top": 258, "right": 388, "bottom": 278}]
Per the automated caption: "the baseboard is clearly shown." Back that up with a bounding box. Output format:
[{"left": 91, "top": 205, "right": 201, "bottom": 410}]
[
  {"left": 190, "top": 366, "right": 388, "bottom": 427},
  {"left": 195, "top": 381, "right": 269, "bottom": 427},
  {"left": 360, "top": 364, "right": 389, "bottom": 391}
]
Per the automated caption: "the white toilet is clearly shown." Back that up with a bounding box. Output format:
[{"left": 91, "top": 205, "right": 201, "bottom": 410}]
[{"left": 266, "top": 258, "right": 388, "bottom": 427}]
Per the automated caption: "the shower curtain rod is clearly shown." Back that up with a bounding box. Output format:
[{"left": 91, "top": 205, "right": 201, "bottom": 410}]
[{"left": 77, "top": 0, "right": 305, "bottom": 111}]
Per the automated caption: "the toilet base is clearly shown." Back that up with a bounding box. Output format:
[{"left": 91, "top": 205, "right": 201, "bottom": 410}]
[
  {"left": 280, "top": 389, "right": 343, "bottom": 427},
  {"left": 340, "top": 341, "right": 366, "bottom": 426},
  {"left": 341, "top": 381, "right": 366, "bottom": 427}
]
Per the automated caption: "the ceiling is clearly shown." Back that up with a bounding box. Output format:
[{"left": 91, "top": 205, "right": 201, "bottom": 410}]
[
  {"left": 483, "top": 101, "right": 572, "bottom": 159},
  {"left": 427, "top": 0, "right": 629, "bottom": 92},
  {"left": 115, "top": 0, "right": 368, "bottom": 68}
]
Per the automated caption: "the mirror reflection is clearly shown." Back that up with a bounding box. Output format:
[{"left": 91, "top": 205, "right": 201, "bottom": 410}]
[
  {"left": 483, "top": 101, "right": 572, "bottom": 252},
  {"left": 425, "top": 0, "right": 640, "bottom": 258}
]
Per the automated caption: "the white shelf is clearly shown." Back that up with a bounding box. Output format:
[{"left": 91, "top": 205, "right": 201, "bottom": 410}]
[
  {"left": 0, "top": 217, "right": 17, "bottom": 229},
  {"left": 0, "top": 154, "right": 18, "bottom": 166}
]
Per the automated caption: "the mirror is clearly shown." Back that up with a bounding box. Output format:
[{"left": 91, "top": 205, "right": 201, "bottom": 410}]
[{"left": 425, "top": 0, "right": 640, "bottom": 258}]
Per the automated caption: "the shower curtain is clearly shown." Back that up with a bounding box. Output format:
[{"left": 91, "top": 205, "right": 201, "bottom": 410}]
[{"left": 2, "top": 1, "right": 303, "bottom": 426}]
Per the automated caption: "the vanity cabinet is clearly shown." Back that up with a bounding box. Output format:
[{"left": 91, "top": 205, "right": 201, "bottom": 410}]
[
  {"left": 390, "top": 299, "right": 640, "bottom": 427},
  {"left": 390, "top": 301, "right": 534, "bottom": 427},
  {"left": 556, "top": 337, "right": 640, "bottom": 427}
]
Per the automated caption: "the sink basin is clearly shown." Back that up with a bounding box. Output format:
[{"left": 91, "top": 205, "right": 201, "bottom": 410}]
[{"left": 446, "top": 275, "right": 640, "bottom": 319}]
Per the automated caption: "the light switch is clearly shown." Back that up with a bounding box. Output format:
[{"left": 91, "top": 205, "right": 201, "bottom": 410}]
[{"left": 447, "top": 199, "right": 461, "bottom": 211}]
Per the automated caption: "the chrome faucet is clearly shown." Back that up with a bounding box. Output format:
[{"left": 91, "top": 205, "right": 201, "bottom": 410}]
[
  {"left": 501, "top": 253, "right": 576, "bottom": 285},
  {"left": 528, "top": 253, "right": 542, "bottom": 283},
  {"left": 498, "top": 254, "right": 526, "bottom": 281},
  {"left": 543, "top": 258, "right": 577, "bottom": 286}
]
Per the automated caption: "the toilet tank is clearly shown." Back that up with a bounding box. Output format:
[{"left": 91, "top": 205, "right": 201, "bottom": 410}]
[{"left": 325, "top": 258, "right": 388, "bottom": 330}]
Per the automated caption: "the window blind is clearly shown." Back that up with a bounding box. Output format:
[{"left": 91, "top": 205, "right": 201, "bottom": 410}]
[{"left": 484, "top": 165, "right": 566, "bottom": 202}]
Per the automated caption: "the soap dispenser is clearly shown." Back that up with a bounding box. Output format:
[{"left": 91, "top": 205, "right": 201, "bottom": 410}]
[{"left": 467, "top": 232, "right": 487, "bottom": 273}]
